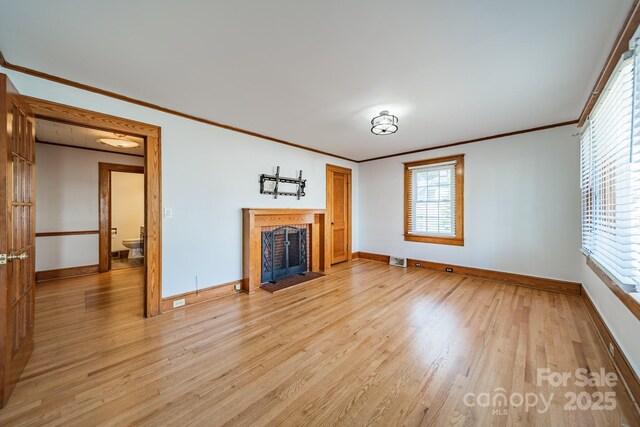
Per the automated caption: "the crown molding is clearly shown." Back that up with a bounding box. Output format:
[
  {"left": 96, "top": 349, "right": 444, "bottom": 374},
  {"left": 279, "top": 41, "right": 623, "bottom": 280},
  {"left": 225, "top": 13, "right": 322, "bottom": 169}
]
[
  {"left": 2, "top": 51, "right": 579, "bottom": 164},
  {"left": 578, "top": 0, "right": 640, "bottom": 127},
  {"left": 358, "top": 120, "right": 578, "bottom": 163},
  {"left": 0, "top": 51, "right": 357, "bottom": 163}
]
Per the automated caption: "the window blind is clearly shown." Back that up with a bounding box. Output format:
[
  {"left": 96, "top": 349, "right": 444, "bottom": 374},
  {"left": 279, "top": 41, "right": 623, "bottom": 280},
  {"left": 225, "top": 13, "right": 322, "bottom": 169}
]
[
  {"left": 408, "top": 161, "right": 456, "bottom": 236},
  {"left": 580, "top": 51, "right": 640, "bottom": 292}
]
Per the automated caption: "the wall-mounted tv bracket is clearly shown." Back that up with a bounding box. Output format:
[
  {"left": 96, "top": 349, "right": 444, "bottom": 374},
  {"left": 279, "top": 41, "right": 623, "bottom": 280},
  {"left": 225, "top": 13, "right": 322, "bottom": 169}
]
[{"left": 260, "top": 166, "right": 306, "bottom": 199}]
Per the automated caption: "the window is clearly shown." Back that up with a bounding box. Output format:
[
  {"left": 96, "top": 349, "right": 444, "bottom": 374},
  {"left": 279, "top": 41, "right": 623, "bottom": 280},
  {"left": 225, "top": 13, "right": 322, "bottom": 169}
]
[
  {"left": 580, "top": 49, "right": 640, "bottom": 293},
  {"left": 404, "top": 155, "right": 464, "bottom": 246}
]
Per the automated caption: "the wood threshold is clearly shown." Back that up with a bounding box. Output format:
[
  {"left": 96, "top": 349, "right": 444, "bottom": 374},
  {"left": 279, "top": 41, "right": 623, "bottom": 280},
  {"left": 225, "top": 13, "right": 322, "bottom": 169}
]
[
  {"left": 36, "top": 264, "right": 99, "bottom": 282},
  {"left": 358, "top": 251, "right": 581, "bottom": 295},
  {"left": 586, "top": 257, "right": 640, "bottom": 321},
  {"left": 36, "top": 230, "right": 98, "bottom": 237},
  {"left": 0, "top": 51, "right": 355, "bottom": 163},
  {"left": 581, "top": 290, "right": 640, "bottom": 408},
  {"left": 578, "top": 0, "right": 640, "bottom": 126}
]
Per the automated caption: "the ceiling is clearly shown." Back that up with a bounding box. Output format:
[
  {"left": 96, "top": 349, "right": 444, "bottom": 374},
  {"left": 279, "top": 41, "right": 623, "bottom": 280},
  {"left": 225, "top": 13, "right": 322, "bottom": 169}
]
[
  {"left": 36, "top": 119, "right": 145, "bottom": 156},
  {"left": 0, "top": 1, "right": 632, "bottom": 161}
]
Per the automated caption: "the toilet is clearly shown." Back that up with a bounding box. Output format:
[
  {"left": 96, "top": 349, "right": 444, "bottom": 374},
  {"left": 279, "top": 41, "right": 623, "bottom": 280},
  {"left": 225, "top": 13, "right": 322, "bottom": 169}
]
[{"left": 122, "top": 238, "right": 144, "bottom": 258}]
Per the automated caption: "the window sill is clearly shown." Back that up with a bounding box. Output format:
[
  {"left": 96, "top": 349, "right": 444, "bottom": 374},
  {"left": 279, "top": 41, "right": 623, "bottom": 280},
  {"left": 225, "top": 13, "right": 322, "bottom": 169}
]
[
  {"left": 404, "top": 234, "right": 464, "bottom": 246},
  {"left": 585, "top": 256, "right": 640, "bottom": 322}
]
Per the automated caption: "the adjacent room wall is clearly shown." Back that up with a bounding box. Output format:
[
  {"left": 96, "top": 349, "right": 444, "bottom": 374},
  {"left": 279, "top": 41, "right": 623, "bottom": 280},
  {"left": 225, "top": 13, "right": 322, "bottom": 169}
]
[
  {"left": 358, "top": 125, "right": 582, "bottom": 282},
  {"left": 111, "top": 171, "right": 145, "bottom": 252},
  {"left": 3, "top": 67, "right": 359, "bottom": 297},
  {"left": 35, "top": 143, "right": 143, "bottom": 271}
]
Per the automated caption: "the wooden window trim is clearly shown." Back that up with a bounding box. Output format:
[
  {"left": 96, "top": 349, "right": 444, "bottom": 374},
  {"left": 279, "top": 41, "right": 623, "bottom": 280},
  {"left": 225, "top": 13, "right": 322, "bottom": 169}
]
[
  {"left": 586, "top": 256, "right": 640, "bottom": 322},
  {"left": 404, "top": 154, "right": 464, "bottom": 246}
]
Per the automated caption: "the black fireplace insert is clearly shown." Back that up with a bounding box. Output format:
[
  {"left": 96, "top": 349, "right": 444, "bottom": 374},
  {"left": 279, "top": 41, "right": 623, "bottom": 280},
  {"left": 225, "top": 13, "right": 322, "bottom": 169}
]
[{"left": 261, "top": 226, "right": 308, "bottom": 283}]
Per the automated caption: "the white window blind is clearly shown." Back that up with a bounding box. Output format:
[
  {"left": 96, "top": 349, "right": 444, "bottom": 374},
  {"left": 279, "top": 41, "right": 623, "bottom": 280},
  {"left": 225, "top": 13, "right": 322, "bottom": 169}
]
[
  {"left": 409, "top": 161, "right": 456, "bottom": 236},
  {"left": 580, "top": 50, "right": 640, "bottom": 292}
]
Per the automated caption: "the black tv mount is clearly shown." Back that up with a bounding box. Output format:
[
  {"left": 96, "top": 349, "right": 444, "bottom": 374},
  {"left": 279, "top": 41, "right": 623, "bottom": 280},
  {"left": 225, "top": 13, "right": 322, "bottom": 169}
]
[{"left": 259, "top": 166, "right": 306, "bottom": 199}]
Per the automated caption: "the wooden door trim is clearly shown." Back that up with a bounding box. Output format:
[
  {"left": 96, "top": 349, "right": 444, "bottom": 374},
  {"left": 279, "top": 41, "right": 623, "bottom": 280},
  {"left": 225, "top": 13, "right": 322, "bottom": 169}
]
[
  {"left": 23, "top": 95, "right": 162, "bottom": 317},
  {"left": 98, "top": 163, "right": 144, "bottom": 274},
  {"left": 326, "top": 164, "right": 352, "bottom": 265}
]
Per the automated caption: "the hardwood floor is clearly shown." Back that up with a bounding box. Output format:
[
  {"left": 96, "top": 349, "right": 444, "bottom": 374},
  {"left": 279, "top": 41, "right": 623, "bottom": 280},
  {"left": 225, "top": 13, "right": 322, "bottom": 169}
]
[{"left": 0, "top": 260, "right": 638, "bottom": 426}]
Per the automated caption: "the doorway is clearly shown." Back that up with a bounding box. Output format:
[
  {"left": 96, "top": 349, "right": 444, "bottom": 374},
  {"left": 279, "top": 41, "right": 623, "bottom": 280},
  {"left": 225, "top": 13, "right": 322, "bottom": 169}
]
[
  {"left": 0, "top": 74, "right": 162, "bottom": 408},
  {"left": 24, "top": 96, "right": 162, "bottom": 317},
  {"left": 326, "top": 164, "right": 352, "bottom": 265},
  {"left": 99, "top": 163, "right": 145, "bottom": 272}
]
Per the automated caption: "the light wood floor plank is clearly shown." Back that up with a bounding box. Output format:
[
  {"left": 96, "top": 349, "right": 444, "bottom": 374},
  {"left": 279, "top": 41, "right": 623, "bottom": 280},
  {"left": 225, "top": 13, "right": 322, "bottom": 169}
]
[{"left": 0, "top": 260, "right": 637, "bottom": 426}]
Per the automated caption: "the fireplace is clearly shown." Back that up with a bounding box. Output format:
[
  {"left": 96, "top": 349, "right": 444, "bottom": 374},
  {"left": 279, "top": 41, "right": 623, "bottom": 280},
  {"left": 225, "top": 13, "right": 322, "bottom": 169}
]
[
  {"left": 261, "top": 225, "right": 309, "bottom": 283},
  {"left": 242, "top": 209, "right": 328, "bottom": 293}
]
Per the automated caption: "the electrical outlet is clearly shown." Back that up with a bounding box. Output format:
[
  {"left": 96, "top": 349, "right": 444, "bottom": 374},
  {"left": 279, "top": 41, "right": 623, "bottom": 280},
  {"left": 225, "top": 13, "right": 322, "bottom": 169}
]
[
  {"left": 609, "top": 343, "right": 615, "bottom": 356},
  {"left": 415, "top": 262, "right": 422, "bottom": 267},
  {"left": 173, "top": 298, "right": 185, "bottom": 309},
  {"left": 234, "top": 284, "right": 241, "bottom": 291},
  {"left": 445, "top": 267, "right": 453, "bottom": 273}
]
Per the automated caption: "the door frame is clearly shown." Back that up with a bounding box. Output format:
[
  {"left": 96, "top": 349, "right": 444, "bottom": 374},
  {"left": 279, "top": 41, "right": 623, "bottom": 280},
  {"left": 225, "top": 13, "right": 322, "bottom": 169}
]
[
  {"left": 326, "top": 164, "right": 352, "bottom": 264},
  {"left": 98, "top": 163, "right": 145, "bottom": 273},
  {"left": 24, "top": 96, "right": 163, "bottom": 317}
]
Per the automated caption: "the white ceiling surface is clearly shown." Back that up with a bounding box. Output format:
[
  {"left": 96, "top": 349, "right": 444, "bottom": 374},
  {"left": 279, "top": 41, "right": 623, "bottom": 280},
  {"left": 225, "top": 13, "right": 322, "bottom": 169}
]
[
  {"left": 0, "top": 1, "right": 632, "bottom": 160},
  {"left": 36, "top": 119, "right": 145, "bottom": 156}
]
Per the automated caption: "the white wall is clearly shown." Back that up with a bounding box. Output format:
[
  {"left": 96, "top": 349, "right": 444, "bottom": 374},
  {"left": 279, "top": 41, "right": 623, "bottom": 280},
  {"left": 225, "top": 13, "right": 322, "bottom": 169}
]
[
  {"left": 581, "top": 260, "right": 640, "bottom": 377},
  {"left": 111, "top": 172, "right": 145, "bottom": 252},
  {"left": 359, "top": 125, "right": 582, "bottom": 282},
  {"left": 36, "top": 144, "right": 144, "bottom": 271},
  {"left": 3, "top": 67, "right": 359, "bottom": 296}
]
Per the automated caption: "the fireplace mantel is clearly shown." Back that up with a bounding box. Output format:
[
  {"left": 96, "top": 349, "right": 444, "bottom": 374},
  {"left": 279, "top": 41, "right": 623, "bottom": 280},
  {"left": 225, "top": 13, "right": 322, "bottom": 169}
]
[{"left": 242, "top": 208, "right": 328, "bottom": 293}]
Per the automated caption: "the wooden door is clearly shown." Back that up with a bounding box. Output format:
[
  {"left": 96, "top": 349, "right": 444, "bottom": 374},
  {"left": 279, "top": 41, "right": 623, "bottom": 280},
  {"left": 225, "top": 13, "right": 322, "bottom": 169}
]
[
  {"left": 326, "top": 165, "right": 351, "bottom": 265},
  {"left": 0, "top": 74, "right": 36, "bottom": 407}
]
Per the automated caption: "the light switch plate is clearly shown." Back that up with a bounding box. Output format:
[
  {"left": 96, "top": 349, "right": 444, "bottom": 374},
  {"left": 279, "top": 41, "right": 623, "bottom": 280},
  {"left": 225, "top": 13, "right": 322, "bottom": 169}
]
[{"left": 164, "top": 208, "right": 173, "bottom": 218}]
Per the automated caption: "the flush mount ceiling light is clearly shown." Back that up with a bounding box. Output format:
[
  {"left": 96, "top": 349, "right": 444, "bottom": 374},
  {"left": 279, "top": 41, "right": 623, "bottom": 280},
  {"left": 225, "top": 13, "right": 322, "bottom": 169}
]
[
  {"left": 97, "top": 133, "right": 140, "bottom": 149},
  {"left": 371, "top": 110, "right": 398, "bottom": 135}
]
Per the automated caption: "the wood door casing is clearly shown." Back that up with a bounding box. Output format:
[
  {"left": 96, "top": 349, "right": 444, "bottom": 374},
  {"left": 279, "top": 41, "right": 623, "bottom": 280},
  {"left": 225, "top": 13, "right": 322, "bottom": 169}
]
[
  {"left": 98, "top": 163, "right": 144, "bottom": 273},
  {"left": 0, "top": 74, "right": 35, "bottom": 407},
  {"left": 326, "top": 165, "right": 352, "bottom": 265},
  {"left": 23, "top": 96, "right": 163, "bottom": 317}
]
